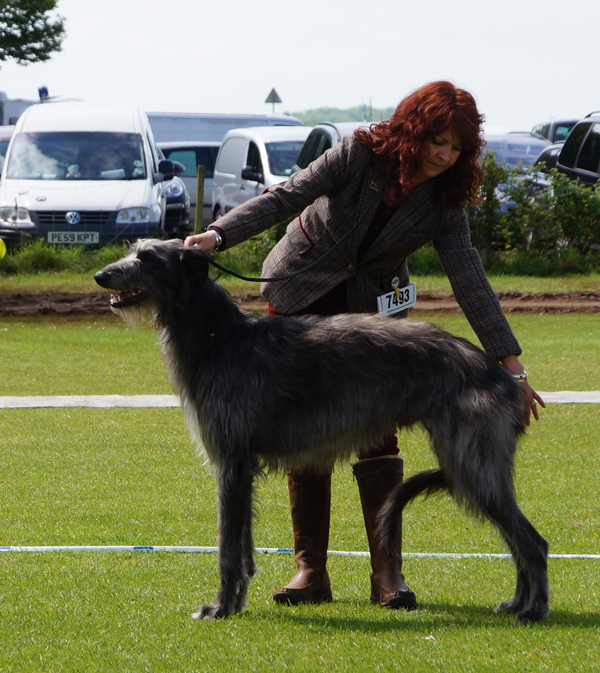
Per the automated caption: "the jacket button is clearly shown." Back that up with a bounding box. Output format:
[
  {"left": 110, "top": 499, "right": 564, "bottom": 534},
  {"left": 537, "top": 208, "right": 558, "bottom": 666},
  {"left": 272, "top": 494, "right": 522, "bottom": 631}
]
[{"left": 348, "top": 264, "right": 355, "bottom": 274}]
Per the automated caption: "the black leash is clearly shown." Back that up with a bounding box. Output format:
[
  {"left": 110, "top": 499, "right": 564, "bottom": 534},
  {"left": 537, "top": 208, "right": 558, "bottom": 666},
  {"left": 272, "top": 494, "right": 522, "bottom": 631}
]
[{"left": 196, "top": 202, "right": 378, "bottom": 283}]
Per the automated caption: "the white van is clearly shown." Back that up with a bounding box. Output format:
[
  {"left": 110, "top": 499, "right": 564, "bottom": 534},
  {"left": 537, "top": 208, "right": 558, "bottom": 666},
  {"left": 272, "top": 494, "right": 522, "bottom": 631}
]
[
  {"left": 211, "top": 125, "right": 311, "bottom": 221},
  {"left": 0, "top": 102, "right": 183, "bottom": 246}
]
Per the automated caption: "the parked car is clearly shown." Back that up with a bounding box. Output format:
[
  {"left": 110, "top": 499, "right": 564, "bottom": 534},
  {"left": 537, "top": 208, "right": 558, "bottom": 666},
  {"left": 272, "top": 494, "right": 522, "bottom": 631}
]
[
  {"left": 292, "top": 121, "right": 369, "bottom": 172},
  {"left": 0, "top": 102, "right": 184, "bottom": 247},
  {"left": 534, "top": 143, "right": 564, "bottom": 170},
  {"left": 158, "top": 140, "right": 220, "bottom": 229},
  {"left": 482, "top": 132, "right": 551, "bottom": 168},
  {"left": 555, "top": 112, "right": 600, "bottom": 185},
  {"left": 482, "top": 133, "right": 552, "bottom": 212},
  {"left": 531, "top": 119, "right": 579, "bottom": 144},
  {"left": 212, "top": 125, "right": 310, "bottom": 221},
  {"left": 157, "top": 147, "right": 190, "bottom": 238}
]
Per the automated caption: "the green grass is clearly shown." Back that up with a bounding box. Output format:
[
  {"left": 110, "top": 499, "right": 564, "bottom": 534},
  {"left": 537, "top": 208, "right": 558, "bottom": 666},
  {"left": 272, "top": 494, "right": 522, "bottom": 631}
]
[
  {"left": 1, "top": 312, "right": 599, "bottom": 671},
  {"left": 1, "top": 312, "right": 599, "bottom": 394}
]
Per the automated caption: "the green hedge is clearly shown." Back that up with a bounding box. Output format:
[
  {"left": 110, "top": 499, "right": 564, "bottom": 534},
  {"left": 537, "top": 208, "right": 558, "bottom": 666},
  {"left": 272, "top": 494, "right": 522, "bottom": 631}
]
[{"left": 3, "top": 157, "right": 600, "bottom": 278}]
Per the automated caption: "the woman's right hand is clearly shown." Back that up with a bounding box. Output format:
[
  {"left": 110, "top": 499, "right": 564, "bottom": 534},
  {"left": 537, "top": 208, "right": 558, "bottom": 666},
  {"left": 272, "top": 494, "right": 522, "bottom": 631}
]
[{"left": 184, "top": 231, "right": 218, "bottom": 252}]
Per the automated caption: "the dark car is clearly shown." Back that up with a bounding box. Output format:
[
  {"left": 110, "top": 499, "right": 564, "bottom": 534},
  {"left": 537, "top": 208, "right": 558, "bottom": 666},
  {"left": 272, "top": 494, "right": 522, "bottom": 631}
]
[
  {"left": 163, "top": 174, "right": 191, "bottom": 238},
  {"left": 292, "top": 121, "right": 369, "bottom": 172},
  {"left": 534, "top": 143, "right": 564, "bottom": 170},
  {"left": 555, "top": 112, "right": 600, "bottom": 185},
  {"left": 531, "top": 119, "right": 579, "bottom": 143},
  {"left": 157, "top": 148, "right": 190, "bottom": 238}
]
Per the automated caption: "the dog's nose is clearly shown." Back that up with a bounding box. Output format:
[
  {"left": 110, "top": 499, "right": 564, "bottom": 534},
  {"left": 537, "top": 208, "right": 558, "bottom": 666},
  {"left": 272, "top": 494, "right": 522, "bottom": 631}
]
[{"left": 94, "top": 270, "right": 109, "bottom": 287}]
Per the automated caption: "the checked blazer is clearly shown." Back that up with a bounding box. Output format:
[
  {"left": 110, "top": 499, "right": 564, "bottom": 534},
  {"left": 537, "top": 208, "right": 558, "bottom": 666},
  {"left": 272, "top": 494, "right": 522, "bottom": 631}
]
[{"left": 213, "top": 135, "right": 521, "bottom": 360}]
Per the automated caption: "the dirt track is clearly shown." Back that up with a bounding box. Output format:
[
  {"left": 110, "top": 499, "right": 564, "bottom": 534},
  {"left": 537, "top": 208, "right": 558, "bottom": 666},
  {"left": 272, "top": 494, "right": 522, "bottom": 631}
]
[{"left": 2, "top": 290, "right": 600, "bottom": 317}]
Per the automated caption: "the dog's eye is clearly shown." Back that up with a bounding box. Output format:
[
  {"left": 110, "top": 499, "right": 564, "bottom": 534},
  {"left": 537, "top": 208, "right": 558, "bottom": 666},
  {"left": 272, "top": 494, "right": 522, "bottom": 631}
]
[{"left": 137, "top": 250, "right": 155, "bottom": 265}]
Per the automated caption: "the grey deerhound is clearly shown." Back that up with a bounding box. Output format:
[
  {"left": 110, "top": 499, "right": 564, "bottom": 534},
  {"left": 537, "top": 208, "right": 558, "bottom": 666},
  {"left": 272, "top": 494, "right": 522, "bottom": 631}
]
[{"left": 94, "top": 238, "right": 549, "bottom": 622}]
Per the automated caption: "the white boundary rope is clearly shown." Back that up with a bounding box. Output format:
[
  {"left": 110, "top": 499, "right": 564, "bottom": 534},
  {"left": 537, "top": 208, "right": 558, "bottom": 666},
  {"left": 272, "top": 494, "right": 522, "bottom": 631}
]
[
  {"left": 0, "top": 545, "right": 598, "bottom": 559},
  {"left": 1, "top": 392, "right": 600, "bottom": 408}
]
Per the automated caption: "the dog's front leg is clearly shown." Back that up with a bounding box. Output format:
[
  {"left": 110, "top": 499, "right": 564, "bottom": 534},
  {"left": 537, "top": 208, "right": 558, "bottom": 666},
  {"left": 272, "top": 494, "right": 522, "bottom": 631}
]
[{"left": 192, "top": 459, "right": 256, "bottom": 620}]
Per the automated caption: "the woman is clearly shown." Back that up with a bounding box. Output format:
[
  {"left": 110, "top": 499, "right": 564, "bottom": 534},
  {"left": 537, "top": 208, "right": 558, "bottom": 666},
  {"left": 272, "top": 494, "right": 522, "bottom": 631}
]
[{"left": 185, "top": 81, "right": 545, "bottom": 611}]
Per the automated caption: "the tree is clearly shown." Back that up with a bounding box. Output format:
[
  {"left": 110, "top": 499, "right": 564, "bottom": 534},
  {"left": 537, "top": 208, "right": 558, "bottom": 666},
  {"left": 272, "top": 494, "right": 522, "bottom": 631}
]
[{"left": 0, "top": 0, "right": 65, "bottom": 67}]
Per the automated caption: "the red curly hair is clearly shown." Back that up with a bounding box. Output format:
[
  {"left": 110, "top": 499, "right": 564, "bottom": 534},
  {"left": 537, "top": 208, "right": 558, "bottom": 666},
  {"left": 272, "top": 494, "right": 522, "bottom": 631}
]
[{"left": 355, "top": 81, "right": 485, "bottom": 207}]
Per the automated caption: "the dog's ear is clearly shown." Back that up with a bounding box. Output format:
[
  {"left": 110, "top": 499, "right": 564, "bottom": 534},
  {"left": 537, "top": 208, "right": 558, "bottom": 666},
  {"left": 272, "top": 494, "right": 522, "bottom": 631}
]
[{"left": 180, "top": 245, "right": 210, "bottom": 281}]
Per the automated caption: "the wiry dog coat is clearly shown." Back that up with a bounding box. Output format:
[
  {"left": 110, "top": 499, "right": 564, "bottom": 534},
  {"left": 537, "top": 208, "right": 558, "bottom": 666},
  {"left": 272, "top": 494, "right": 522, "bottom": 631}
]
[{"left": 95, "top": 239, "right": 549, "bottom": 622}]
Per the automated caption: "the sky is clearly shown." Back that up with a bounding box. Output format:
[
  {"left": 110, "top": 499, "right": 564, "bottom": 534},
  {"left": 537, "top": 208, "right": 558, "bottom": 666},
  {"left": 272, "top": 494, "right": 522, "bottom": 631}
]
[{"left": 0, "top": 0, "right": 597, "bottom": 133}]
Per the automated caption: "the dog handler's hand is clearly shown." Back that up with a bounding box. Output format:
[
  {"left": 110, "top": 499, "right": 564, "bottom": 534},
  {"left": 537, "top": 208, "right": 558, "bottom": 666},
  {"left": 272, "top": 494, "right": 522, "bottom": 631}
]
[
  {"left": 500, "top": 354, "right": 546, "bottom": 426},
  {"left": 184, "top": 231, "right": 218, "bottom": 253}
]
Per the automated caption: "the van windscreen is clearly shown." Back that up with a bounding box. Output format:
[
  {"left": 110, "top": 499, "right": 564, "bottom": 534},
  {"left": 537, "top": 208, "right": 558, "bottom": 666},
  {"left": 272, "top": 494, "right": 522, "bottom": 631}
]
[
  {"left": 6, "top": 132, "right": 147, "bottom": 181},
  {"left": 265, "top": 140, "right": 306, "bottom": 176}
]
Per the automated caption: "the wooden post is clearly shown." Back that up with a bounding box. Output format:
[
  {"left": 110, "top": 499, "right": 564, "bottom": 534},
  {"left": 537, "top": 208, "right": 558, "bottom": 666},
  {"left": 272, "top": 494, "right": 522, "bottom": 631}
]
[{"left": 194, "top": 165, "right": 205, "bottom": 234}]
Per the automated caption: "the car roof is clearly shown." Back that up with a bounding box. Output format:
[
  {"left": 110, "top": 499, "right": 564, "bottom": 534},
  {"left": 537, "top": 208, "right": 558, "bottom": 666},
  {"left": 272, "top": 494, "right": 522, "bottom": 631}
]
[
  {"left": 310, "top": 121, "right": 370, "bottom": 140},
  {"left": 484, "top": 132, "right": 550, "bottom": 146},
  {"left": 221, "top": 125, "right": 311, "bottom": 142},
  {"left": 15, "top": 102, "right": 147, "bottom": 134}
]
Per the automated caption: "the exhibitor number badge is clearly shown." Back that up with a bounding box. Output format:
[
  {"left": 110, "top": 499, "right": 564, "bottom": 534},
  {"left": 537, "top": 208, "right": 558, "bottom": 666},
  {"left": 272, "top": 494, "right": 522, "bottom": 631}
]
[{"left": 377, "top": 281, "right": 417, "bottom": 315}]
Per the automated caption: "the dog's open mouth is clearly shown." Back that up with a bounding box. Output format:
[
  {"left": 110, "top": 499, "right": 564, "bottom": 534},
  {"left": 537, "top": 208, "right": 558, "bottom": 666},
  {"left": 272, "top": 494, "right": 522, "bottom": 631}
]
[{"left": 109, "top": 288, "right": 148, "bottom": 308}]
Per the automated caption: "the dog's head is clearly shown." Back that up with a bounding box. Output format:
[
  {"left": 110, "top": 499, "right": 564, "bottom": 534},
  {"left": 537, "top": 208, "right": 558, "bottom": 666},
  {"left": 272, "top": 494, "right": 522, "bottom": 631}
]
[{"left": 94, "top": 238, "right": 209, "bottom": 325}]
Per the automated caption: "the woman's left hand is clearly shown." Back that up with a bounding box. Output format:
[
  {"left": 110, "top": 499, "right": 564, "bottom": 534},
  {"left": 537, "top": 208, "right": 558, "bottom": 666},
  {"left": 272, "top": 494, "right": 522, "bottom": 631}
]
[{"left": 500, "top": 355, "right": 546, "bottom": 426}]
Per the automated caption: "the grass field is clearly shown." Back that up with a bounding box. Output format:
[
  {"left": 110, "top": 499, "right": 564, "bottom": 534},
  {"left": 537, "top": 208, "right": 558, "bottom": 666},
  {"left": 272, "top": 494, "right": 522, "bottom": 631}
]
[{"left": 1, "top": 310, "right": 599, "bottom": 672}]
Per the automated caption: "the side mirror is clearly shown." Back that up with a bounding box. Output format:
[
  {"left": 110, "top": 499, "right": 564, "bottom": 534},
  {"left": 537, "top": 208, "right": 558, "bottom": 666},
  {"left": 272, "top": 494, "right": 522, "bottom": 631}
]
[
  {"left": 158, "top": 159, "right": 185, "bottom": 181},
  {"left": 241, "top": 166, "right": 263, "bottom": 183}
]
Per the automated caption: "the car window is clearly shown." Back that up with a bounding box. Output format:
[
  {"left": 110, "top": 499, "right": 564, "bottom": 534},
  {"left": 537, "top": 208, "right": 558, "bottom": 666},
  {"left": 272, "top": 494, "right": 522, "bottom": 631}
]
[
  {"left": 6, "top": 131, "right": 146, "bottom": 180},
  {"left": 559, "top": 122, "right": 590, "bottom": 168},
  {"left": 265, "top": 140, "right": 306, "bottom": 176},
  {"left": 246, "top": 142, "right": 263, "bottom": 173},
  {"left": 163, "top": 150, "right": 197, "bottom": 178},
  {"left": 553, "top": 123, "right": 575, "bottom": 143},
  {"left": 195, "top": 146, "right": 218, "bottom": 179},
  {"left": 296, "top": 132, "right": 333, "bottom": 170},
  {"left": 575, "top": 123, "right": 600, "bottom": 173},
  {"left": 215, "top": 137, "right": 245, "bottom": 174}
]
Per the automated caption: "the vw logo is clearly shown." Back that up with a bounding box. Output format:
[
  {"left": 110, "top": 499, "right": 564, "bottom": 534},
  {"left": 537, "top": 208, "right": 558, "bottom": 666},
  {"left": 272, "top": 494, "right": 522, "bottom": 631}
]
[{"left": 65, "top": 211, "right": 81, "bottom": 225}]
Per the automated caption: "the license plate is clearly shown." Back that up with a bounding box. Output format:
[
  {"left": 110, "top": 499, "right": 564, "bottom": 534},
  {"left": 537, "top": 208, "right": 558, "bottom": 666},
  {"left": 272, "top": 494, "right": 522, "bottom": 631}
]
[
  {"left": 47, "top": 231, "right": 100, "bottom": 244},
  {"left": 377, "top": 282, "right": 417, "bottom": 315}
]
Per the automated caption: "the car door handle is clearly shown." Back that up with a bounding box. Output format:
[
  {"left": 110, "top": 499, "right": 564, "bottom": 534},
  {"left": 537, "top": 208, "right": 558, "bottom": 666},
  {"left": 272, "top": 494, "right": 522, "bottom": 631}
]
[{"left": 240, "top": 185, "right": 245, "bottom": 191}]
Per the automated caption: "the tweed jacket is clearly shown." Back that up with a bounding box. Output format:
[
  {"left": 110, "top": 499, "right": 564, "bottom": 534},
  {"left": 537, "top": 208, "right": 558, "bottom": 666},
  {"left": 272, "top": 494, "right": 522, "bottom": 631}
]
[{"left": 213, "top": 135, "right": 521, "bottom": 360}]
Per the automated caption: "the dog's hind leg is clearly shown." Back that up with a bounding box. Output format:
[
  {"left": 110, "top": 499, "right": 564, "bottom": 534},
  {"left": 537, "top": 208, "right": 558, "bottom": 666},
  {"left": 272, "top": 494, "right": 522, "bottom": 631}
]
[
  {"left": 489, "top": 501, "right": 549, "bottom": 623},
  {"left": 192, "top": 458, "right": 257, "bottom": 619}
]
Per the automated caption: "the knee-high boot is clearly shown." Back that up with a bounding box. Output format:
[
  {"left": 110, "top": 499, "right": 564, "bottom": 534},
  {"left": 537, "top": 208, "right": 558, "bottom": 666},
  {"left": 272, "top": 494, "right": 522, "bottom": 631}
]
[
  {"left": 352, "top": 455, "right": 417, "bottom": 609},
  {"left": 272, "top": 470, "right": 333, "bottom": 605}
]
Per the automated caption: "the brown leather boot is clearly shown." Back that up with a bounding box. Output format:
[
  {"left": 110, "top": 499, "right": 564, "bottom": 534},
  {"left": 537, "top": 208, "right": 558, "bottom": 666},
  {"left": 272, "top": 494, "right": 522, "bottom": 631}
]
[
  {"left": 352, "top": 455, "right": 417, "bottom": 610},
  {"left": 272, "top": 470, "right": 333, "bottom": 605}
]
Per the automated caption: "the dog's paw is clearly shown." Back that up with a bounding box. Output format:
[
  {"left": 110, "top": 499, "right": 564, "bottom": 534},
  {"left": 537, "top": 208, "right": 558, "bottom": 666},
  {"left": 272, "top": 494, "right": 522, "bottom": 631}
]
[
  {"left": 493, "top": 599, "right": 521, "bottom": 615},
  {"left": 516, "top": 604, "right": 550, "bottom": 623},
  {"left": 191, "top": 603, "right": 232, "bottom": 620}
]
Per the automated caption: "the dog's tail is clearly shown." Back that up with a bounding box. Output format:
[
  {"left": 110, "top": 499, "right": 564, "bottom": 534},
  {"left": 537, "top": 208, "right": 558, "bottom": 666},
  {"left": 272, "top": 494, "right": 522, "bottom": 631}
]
[{"left": 377, "top": 468, "right": 449, "bottom": 559}]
